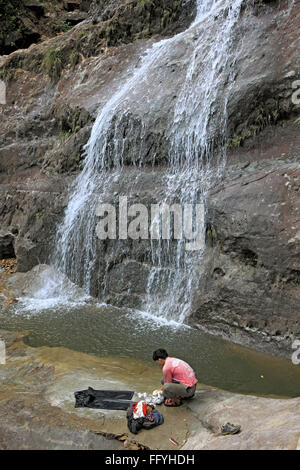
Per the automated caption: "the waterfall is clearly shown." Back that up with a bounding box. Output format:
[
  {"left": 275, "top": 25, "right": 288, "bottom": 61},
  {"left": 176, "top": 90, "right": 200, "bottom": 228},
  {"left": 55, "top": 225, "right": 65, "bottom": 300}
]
[
  {"left": 28, "top": 0, "right": 243, "bottom": 321},
  {"left": 145, "top": 0, "right": 243, "bottom": 321}
]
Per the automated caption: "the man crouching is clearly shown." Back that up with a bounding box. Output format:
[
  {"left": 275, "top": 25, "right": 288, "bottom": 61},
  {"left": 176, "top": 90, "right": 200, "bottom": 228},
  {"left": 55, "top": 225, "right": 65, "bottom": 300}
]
[{"left": 152, "top": 348, "right": 198, "bottom": 407}]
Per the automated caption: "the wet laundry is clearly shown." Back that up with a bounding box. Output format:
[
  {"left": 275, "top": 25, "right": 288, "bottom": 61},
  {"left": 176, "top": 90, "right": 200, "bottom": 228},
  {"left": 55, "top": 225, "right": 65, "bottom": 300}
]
[
  {"left": 74, "top": 386, "right": 134, "bottom": 410},
  {"left": 136, "top": 390, "right": 164, "bottom": 405},
  {"left": 127, "top": 400, "right": 164, "bottom": 434}
]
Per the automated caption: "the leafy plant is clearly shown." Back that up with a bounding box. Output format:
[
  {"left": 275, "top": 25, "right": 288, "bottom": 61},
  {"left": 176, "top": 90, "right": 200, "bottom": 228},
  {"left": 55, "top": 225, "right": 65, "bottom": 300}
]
[
  {"left": 61, "top": 20, "right": 72, "bottom": 32},
  {"left": 52, "top": 20, "right": 72, "bottom": 33}
]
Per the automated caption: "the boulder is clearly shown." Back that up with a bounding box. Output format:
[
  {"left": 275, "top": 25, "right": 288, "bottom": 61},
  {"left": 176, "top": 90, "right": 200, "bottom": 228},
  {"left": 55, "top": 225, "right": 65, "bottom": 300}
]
[{"left": 0, "top": 231, "right": 15, "bottom": 259}]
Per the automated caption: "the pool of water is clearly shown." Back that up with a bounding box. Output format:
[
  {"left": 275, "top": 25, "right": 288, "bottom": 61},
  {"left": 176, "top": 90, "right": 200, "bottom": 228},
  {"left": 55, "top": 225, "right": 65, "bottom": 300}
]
[{"left": 1, "top": 301, "right": 300, "bottom": 398}]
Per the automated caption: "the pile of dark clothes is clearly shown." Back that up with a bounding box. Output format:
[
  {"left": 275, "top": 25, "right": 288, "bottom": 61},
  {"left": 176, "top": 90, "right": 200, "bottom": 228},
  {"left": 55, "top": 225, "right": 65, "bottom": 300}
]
[
  {"left": 74, "top": 388, "right": 164, "bottom": 435},
  {"left": 126, "top": 401, "right": 164, "bottom": 434},
  {"left": 74, "top": 387, "right": 134, "bottom": 410}
]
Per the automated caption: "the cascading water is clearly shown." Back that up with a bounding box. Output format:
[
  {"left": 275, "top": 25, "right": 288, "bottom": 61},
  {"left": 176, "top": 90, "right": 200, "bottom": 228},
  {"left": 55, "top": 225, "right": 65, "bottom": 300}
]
[
  {"left": 24, "top": 0, "right": 243, "bottom": 323},
  {"left": 145, "top": 0, "right": 243, "bottom": 321}
]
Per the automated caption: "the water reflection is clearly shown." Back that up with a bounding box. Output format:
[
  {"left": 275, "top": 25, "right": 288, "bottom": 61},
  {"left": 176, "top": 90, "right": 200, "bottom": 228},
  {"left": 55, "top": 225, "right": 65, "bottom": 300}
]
[{"left": 1, "top": 302, "right": 300, "bottom": 398}]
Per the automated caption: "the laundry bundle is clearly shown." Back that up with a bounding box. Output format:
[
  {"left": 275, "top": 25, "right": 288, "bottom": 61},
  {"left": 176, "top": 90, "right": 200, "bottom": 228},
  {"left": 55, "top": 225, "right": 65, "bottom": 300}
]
[
  {"left": 136, "top": 389, "right": 165, "bottom": 406},
  {"left": 126, "top": 400, "right": 164, "bottom": 434},
  {"left": 152, "top": 389, "right": 165, "bottom": 405},
  {"left": 74, "top": 387, "right": 134, "bottom": 410}
]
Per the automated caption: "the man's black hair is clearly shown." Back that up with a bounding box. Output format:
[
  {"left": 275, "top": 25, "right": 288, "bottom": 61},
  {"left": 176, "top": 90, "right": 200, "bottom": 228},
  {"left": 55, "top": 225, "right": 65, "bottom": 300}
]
[{"left": 152, "top": 349, "right": 169, "bottom": 361}]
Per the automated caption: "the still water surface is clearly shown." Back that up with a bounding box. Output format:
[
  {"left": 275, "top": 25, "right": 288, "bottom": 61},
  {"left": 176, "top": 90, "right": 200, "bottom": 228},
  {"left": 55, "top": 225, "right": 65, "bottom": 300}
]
[{"left": 1, "top": 302, "right": 300, "bottom": 398}]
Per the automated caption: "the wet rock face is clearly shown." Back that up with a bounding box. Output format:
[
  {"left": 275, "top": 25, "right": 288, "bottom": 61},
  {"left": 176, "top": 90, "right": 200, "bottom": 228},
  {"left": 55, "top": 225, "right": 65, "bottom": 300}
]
[
  {"left": 227, "top": 1, "right": 300, "bottom": 151},
  {"left": 0, "top": 0, "right": 91, "bottom": 55},
  {"left": 0, "top": 175, "right": 69, "bottom": 272},
  {"left": 0, "top": 1, "right": 38, "bottom": 55},
  {"left": 70, "top": 157, "right": 299, "bottom": 358},
  {"left": 90, "top": 0, "right": 197, "bottom": 42},
  {"left": 0, "top": 1, "right": 299, "bottom": 356},
  {"left": 0, "top": 231, "right": 15, "bottom": 259},
  {"left": 0, "top": 0, "right": 196, "bottom": 69},
  {"left": 189, "top": 157, "right": 300, "bottom": 358}
]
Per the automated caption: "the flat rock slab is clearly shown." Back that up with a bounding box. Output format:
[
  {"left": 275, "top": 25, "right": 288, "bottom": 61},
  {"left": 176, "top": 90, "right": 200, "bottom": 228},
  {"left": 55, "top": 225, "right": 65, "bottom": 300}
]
[
  {"left": 0, "top": 329, "right": 195, "bottom": 450},
  {"left": 183, "top": 389, "right": 300, "bottom": 450},
  {"left": 0, "top": 329, "right": 299, "bottom": 450}
]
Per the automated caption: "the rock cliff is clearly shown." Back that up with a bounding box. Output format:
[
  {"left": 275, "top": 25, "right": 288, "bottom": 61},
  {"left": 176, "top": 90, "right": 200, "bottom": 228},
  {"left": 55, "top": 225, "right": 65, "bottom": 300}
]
[{"left": 0, "top": 0, "right": 299, "bottom": 357}]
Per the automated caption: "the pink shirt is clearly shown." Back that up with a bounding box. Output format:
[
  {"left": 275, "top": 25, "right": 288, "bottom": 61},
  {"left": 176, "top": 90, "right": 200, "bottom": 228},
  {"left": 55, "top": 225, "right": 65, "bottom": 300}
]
[{"left": 163, "top": 357, "right": 198, "bottom": 388}]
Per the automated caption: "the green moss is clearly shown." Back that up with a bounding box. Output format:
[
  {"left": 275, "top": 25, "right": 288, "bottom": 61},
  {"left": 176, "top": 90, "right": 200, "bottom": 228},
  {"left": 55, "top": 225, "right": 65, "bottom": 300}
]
[
  {"left": 294, "top": 105, "right": 300, "bottom": 125},
  {"left": 60, "top": 107, "right": 84, "bottom": 139},
  {"left": 227, "top": 135, "right": 244, "bottom": 149},
  {"left": 36, "top": 209, "right": 46, "bottom": 219},
  {"left": 161, "top": 2, "right": 181, "bottom": 28},
  {"left": 60, "top": 129, "right": 72, "bottom": 141},
  {"left": 43, "top": 48, "right": 63, "bottom": 80},
  {"left": 52, "top": 20, "right": 73, "bottom": 33},
  {"left": 206, "top": 225, "right": 218, "bottom": 247},
  {"left": 0, "top": 66, "right": 16, "bottom": 82},
  {"left": 249, "top": 124, "right": 260, "bottom": 136},
  {"left": 70, "top": 107, "right": 82, "bottom": 133},
  {"left": 106, "top": 20, "right": 118, "bottom": 35},
  {"left": 161, "top": 9, "right": 171, "bottom": 28},
  {"left": 69, "top": 50, "right": 79, "bottom": 69}
]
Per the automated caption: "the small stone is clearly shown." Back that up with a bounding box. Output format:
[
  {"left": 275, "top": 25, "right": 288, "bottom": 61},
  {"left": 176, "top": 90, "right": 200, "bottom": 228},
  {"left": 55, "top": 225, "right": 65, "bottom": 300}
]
[{"left": 284, "top": 71, "right": 296, "bottom": 78}]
